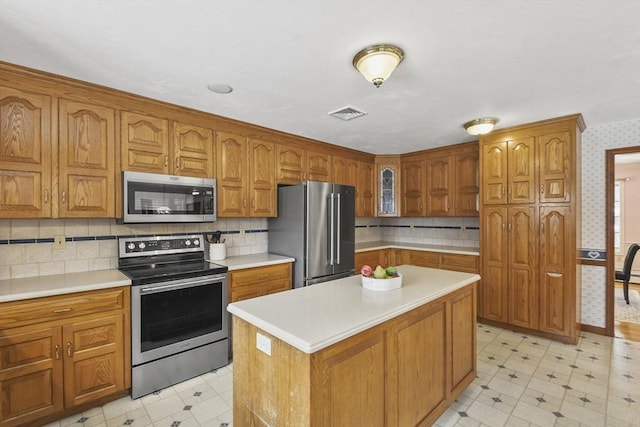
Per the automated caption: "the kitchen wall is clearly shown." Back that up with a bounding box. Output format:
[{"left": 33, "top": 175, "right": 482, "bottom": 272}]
[
  {"left": 580, "top": 118, "right": 640, "bottom": 328},
  {"left": 0, "top": 218, "right": 267, "bottom": 280}
]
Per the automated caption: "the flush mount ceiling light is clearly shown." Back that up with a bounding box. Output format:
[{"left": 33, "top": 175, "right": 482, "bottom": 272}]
[
  {"left": 207, "top": 83, "right": 233, "bottom": 94},
  {"left": 352, "top": 44, "right": 404, "bottom": 88},
  {"left": 463, "top": 117, "right": 499, "bottom": 135}
]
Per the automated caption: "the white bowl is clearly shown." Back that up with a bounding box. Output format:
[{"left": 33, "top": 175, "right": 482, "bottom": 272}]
[{"left": 361, "top": 273, "right": 402, "bottom": 291}]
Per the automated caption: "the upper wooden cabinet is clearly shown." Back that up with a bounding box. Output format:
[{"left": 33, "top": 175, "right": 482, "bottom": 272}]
[
  {"left": 216, "top": 131, "right": 276, "bottom": 217},
  {"left": 426, "top": 154, "right": 453, "bottom": 216},
  {"left": 121, "top": 112, "right": 213, "bottom": 178},
  {"left": 0, "top": 86, "right": 52, "bottom": 218},
  {"left": 376, "top": 156, "right": 401, "bottom": 217},
  {"left": 401, "top": 158, "right": 425, "bottom": 216},
  {"left": 58, "top": 99, "right": 116, "bottom": 218},
  {"left": 538, "top": 131, "right": 573, "bottom": 203},
  {"left": 332, "top": 155, "right": 358, "bottom": 187},
  {"left": 357, "top": 160, "right": 375, "bottom": 217},
  {"left": 454, "top": 148, "right": 480, "bottom": 216},
  {"left": 275, "top": 144, "right": 332, "bottom": 184}
]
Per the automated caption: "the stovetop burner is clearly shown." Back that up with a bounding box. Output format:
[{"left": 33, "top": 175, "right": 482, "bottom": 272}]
[{"left": 117, "top": 234, "right": 227, "bottom": 285}]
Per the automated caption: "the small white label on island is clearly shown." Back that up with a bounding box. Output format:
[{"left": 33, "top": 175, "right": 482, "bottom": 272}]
[{"left": 256, "top": 332, "right": 272, "bottom": 356}]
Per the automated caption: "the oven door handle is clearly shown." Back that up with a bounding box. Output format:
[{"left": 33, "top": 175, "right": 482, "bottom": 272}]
[{"left": 140, "top": 276, "right": 226, "bottom": 294}]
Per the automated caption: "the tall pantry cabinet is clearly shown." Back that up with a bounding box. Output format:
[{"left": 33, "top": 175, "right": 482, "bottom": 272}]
[{"left": 479, "top": 114, "right": 585, "bottom": 344}]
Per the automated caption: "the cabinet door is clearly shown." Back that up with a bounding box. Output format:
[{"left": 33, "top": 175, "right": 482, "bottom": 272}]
[
  {"left": 426, "top": 155, "right": 452, "bottom": 216},
  {"left": 248, "top": 138, "right": 276, "bottom": 217},
  {"left": 481, "top": 141, "right": 507, "bottom": 205},
  {"left": 62, "top": 313, "right": 125, "bottom": 408},
  {"left": 409, "top": 250, "right": 440, "bottom": 268},
  {"left": 276, "top": 144, "right": 304, "bottom": 184},
  {"left": 58, "top": 99, "right": 115, "bottom": 218},
  {"left": 172, "top": 122, "right": 213, "bottom": 178},
  {"left": 507, "top": 207, "right": 538, "bottom": 329},
  {"left": 480, "top": 207, "right": 508, "bottom": 322},
  {"left": 306, "top": 150, "right": 331, "bottom": 182},
  {"left": 538, "top": 131, "right": 572, "bottom": 203},
  {"left": 539, "top": 206, "right": 574, "bottom": 336},
  {"left": 0, "top": 326, "right": 63, "bottom": 425},
  {"left": 0, "top": 87, "right": 52, "bottom": 218},
  {"left": 401, "top": 159, "right": 425, "bottom": 216},
  {"left": 216, "top": 131, "right": 247, "bottom": 217},
  {"left": 355, "top": 250, "right": 384, "bottom": 272},
  {"left": 332, "top": 155, "right": 358, "bottom": 187},
  {"left": 454, "top": 150, "right": 479, "bottom": 216},
  {"left": 377, "top": 162, "right": 400, "bottom": 217},
  {"left": 120, "top": 111, "right": 169, "bottom": 173},
  {"left": 507, "top": 137, "right": 536, "bottom": 204},
  {"left": 450, "top": 286, "right": 476, "bottom": 395},
  {"left": 357, "top": 161, "right": 375, "bottom": 217}
]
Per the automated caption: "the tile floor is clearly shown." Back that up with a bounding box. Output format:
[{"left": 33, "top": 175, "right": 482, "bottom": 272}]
[{"left": 43, "top": 323, "right": 640, "bottom": 427}]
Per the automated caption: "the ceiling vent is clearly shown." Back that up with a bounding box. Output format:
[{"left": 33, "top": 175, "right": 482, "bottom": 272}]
[{"left": 328, "top": 106, "right": 367, "bottom": 121}]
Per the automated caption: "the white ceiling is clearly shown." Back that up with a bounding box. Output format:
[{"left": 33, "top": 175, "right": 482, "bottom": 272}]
[{"left": 1, "top": 0, "right": 639, "bottom": 154}]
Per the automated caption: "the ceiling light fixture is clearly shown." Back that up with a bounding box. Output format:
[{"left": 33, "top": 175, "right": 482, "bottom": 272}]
[
  {"left": 463, "top": 117, "right": 499, "bottom": 135},
  {"left": 353, "top": 44, "right": 404, "bottom": 88},
  {"left": 207, "top": 83, "right": 233, "bottom": 94}
]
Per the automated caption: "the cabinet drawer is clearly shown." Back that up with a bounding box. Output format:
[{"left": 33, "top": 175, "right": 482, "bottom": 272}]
[
  {"left": 440, "top": 254, "right": 478, "bottom": 273},
  {"left": 409, "top": 251, "right": 440, "bottom": 268},
  {"left": 230, "top": 264, "right": 291, "bottom": 287},
  {"left": 0, "top": 287, "right": 127, "bottom": 329}
]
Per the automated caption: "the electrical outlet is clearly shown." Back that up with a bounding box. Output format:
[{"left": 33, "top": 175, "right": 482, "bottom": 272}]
[
  {"left": 54, "top": 235, "right": 66, "bottom": 249},
  {"left": 256, "top": 332, "right": 271, "bottom": 356}
]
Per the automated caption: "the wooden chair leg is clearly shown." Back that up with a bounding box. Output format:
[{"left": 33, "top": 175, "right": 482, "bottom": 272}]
[{"left": 624, "top": 280, "right": 630, "bottom": 304}]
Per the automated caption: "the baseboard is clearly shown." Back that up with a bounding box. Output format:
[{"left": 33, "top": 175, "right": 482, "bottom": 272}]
[{"left": 581, "top": 323, "right": 607, "bottom": 336}]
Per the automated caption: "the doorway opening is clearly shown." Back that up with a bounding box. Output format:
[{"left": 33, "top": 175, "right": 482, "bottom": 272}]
[{"left": 606, "top": 147, "right": 640, "bottom": 341}]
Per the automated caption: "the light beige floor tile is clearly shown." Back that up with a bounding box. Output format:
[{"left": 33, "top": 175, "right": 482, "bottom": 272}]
[
  {"left": 189, "top": 395, "right": 231, "bottom": 424},
  {"left": 101, "top": 396, "right": 143, "bottom": 421},
  {"left": 511, "top": 401, "right": 559, "bottom": 427},
  {"left": 144, "top": 394, "right": 186, "bottom": 422},
  {"left": 105, "top": 407, "right": 149, "bottom": 427},
  {"left": 465, "top": 399, "right": 510, "bottom": 426},
  {"left": 559, "top": 400, "right": 607, "bottom": 426}
]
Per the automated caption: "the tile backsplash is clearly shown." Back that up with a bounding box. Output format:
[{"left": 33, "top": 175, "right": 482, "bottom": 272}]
[{"left": 0, "top": 218, "right": 268, "bottom": 280}]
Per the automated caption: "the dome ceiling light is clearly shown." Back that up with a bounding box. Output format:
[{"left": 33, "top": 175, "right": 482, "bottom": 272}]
[
  {"left": 352, "top": 44, "right": 404, "bottom": 88},
  {"left": 463, "top": 117, "right": 499, "bottom": 135}
]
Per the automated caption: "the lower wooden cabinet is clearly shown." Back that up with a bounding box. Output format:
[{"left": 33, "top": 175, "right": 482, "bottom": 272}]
[
  {"left": 233, "top": 283, "right": 476, "bottom": 426},
  {"left": 228, "top": 263, "right": 292, "bottom": 303},
  {"left": 356, "top": 248, "right": 479, "bottom": 274},
  {"left": 0, "top": 287, "right": 130, "bottom": 427}
]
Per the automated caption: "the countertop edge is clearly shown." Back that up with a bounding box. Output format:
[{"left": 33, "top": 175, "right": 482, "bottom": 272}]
[
  {"left": 228, "top": 272, "right": 480, "bottom": 354},
  {"left": 355, "top": 242, "right": 479, "bottom": 256}
]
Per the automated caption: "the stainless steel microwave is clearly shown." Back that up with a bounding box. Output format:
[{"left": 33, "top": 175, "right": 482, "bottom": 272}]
[{"left": 122, "top": 171, "right": 216, "bottom": 223}]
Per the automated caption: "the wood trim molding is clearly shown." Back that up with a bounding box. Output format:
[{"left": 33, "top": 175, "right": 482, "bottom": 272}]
[
  {"left": 579, "top": 258, "right": 606, "bottom": 266},
  {"left": 580, "top": 323, "right": 606, "bottom": 336}
]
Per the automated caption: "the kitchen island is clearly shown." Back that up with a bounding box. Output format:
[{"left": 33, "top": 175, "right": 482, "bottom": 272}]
[{"left": 227, "top": 265, "right": 480, "bottom": 426}]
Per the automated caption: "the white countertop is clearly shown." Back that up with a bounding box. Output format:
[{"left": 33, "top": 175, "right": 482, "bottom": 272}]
[
  {"left": 355, "top": 240, "right": 479, "bottom": 256},
  {"left": 209, "top": 253, "right": 295, "bottom": 270},
  {"left": 0, "top": 269, "right": 131, "bottom": 303},
  {"left": 227, "top": 265, "right": 480, "bottom": 354}
]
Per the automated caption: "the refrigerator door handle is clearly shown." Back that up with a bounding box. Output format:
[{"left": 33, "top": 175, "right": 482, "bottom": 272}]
[
  {"left": 329, "top": 193, "right": 335, "bottom": 266},
  {"left": 336, "top": 192, "right": 341, "bottom": 265}
]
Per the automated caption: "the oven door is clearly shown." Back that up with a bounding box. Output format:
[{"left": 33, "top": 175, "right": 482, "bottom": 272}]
[{"left": 131, "top": 274, "right": 228, "bottom": 365}]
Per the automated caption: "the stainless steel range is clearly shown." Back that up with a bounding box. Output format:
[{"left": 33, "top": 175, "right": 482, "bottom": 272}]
[{"left": 118, "top": 234, "right": 229, "bottom": 399}]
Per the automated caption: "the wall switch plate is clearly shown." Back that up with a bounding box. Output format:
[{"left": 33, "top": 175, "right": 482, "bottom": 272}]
[
  {"left": 256, "top": 332, "right": 271, "bottom": 356},
  {"left": 54, "top": 235, "right": 66, "bottom": 249}
]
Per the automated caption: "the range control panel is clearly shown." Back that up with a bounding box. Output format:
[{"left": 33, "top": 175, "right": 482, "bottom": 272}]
[{"left": 118, "top": 234, "right": 203, "bottom": 257}]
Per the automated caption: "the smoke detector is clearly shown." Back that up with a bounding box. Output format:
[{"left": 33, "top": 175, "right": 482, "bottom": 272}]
[{"left": 328, "top": 106, "right": 367, "bottom": 121}]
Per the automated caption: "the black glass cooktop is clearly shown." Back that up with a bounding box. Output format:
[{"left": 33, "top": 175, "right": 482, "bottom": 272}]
[{"left": 119, "top": 260, "right": 228, "bottom": 285}]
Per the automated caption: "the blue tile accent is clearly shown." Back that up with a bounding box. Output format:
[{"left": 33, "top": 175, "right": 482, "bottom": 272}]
[
  {"left": 223, "top": 230, "right": 241, "bottom": 235},
  {"left": 245, "top": 229, "right": 268, "bottom": 234},
  {"left": 581, "top": 249, "right": 606, "bottom": 260},
  {"left": 0, "top": 240, "right": 8, "bottom": 245},
  {"left": 368, "top": 225, "right": 379, "bottom": 228},
  {"left": 9, "top": 238, "right": 36, "bottom": 244},
  {"left": 36, "top": 238, "right": 54, "bottom": 243},
  {"left": 96, "top": 235, "right": 117, "bottom": 240},
  {"left": 355, "top": 225, "right": 368, "bottom": 228},
  {"left": 73, "top": 236, "right": 96, "bottom": 242}
]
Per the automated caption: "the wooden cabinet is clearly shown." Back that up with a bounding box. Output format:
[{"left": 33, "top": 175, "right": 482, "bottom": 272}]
[
  {"left": 0, "top": 86, "right": 52, "bottom": 218},
  {"left": 356, "top": 160, "right": 375, "bottom": 217},
  {"left": 233, "top": 282, "right": 477, "bottom": 426},
  {"left": 375, "top": 156, "right": 401, "bottom": 217},
  {"left": 228, "top": 263, "right": 292, "bottom": 303},
  {"left": 401, "top": 158, "right": 426, "bottom": 216},
  {"left": 121, "top": 112, "right": 213, "bottom": 178},
  {"left": 426, "top": 146, "right": 479, "bottom": 217},
  {"left": 357, "top": 248, "right": 479, "bottom": 275},
  {"left": 479, "top": 114, "right": 584, "bottom": 343},
  {"left": 332, "top": 155, "right": 358, "bottom": 187},
  {"left": 426, "top": 154, "right": 453, "bottom": 216},
  {"left": 58, "top": 99, "right": 116, "bottom": 218},
  {"left": 0, "top": 287, "right": 130, "bottom": 426},
  {"left": 275, "top": 144, "right": 332, "bottom": 184},
  {"left": 355, "top": 249, "right": 386, "bottom": 272},
  {"left": 454, "top": 148, "right": 480, "bottom": 216},
  {"left": 216, "top": 132, "right": 276, "bottom": 217}
]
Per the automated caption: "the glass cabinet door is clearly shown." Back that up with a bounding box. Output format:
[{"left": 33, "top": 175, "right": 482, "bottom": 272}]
[{"left": 380, "top": 167, "right": 396, "bottom": 215}]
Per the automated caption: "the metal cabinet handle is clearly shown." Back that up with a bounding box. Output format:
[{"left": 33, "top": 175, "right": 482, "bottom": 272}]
[
  {"left": 547, "top": 272, "right": 563, "bottom": 278},
  {"left": 175, "top": 157, "right": 180, "bottom": 170},
  {"left": 66, "top": 342, "right": 73, "bottom": 357},
  {"left": 508, "top": 222, "right": 512, "bottom": 231},
  {"left": 53, "top": 308, "right": 72, "bottom": 314},
  {"left": 54, "top": 344, "right": 60, "bottom": 360},
  {"left": 540, "top": 184, "right": 544, "bottom": 193},
  {"left": 62, "top": 190, "right": 66, "bottom": 204},
  {"left": 165, "top": 156, "right": 169, "bottom": 167},
  {"left": 243, "top": 199, "right": 247, "bottom": 207},
  {"left": 44, "top": 189, "right": 49, "bottom": 203}
]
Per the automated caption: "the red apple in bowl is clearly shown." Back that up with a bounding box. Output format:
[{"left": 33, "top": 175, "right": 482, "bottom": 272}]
[{"left": 360, "top": 265, "right": 372, "bottom": 277}]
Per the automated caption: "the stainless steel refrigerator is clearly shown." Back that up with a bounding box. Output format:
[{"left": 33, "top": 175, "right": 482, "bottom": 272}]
[{"left": 268, "top": 181, "right": 355, "bottom": 288}]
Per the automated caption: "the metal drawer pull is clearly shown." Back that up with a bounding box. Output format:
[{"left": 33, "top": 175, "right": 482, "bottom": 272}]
[
  {"left": 54, "top": 344, "right": 60, "bottom": 360},
  {"left": 53, "top": 308, "right": 73, "bottom": 314},
  {"left": 67, "top": 342, "right": 73, "bottom": 357},
  {"left": 547, "top": 272, "right": 563, "bottom": 278}
]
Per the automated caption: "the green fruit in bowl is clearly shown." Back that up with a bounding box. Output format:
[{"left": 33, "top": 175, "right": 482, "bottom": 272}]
[
  {"left": 385, "top": 266, "right": 398, "bottom": 276},
  {"left": 373, "top": 265, "right": 387, "bottom": 279}
]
